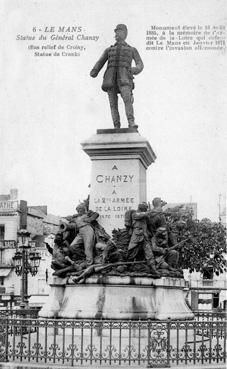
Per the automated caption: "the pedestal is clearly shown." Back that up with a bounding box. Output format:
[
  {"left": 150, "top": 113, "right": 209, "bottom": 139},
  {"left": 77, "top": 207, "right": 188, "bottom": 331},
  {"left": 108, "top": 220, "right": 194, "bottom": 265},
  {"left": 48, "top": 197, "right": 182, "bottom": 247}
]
[
  {"left": 39, "top": 276, "right": 194, "bottom": 320},
  {"left": 81, "top": 128, "right": 156, "bottom": 234},
  {"left": 38, "top": 277, "right": 67, "bottom": 318}
]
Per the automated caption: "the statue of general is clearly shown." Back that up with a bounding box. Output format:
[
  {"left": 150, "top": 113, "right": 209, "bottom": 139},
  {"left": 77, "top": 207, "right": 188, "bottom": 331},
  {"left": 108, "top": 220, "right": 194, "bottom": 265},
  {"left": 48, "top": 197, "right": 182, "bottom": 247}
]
[{"left": 90, "top": 24, "right": 144, "bottom": 129}]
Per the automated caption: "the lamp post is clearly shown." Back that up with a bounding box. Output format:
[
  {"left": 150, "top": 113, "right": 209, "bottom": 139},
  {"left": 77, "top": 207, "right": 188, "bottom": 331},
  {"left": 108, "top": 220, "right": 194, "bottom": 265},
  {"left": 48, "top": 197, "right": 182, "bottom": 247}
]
[{"left": 12, "top": 229, "right": 41, "bottom": 308}]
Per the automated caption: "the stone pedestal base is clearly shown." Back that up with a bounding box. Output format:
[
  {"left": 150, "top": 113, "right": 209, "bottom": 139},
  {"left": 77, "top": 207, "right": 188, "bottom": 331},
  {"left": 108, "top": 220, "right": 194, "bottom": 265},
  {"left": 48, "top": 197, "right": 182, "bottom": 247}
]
[
  {"left": 81, "top": 129, "right": 156, "bottom": 234},
  {"left": 38, "top": 276, "right": 67, "bottom": 318},
  {"left": 39, "top": 276, "right": 194, "bottom": 320}
]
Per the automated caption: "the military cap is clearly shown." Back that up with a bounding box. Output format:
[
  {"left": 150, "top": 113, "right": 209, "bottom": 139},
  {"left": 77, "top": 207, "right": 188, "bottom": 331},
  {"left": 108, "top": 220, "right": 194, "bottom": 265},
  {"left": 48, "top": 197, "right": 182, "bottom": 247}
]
[
  {"left": 114, "top": 24, "right": 128, "bottom": 34},
  {"left": 138, "top": 202, "right": 148, "bottom": 210}
]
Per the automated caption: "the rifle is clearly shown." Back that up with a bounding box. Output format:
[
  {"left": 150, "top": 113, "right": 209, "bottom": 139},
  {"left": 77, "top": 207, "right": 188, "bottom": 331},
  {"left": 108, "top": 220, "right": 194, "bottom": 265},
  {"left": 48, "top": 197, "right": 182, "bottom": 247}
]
[
  {"left": 72, "top": 260, "right": 146, "bottom": 283},
  {"left": 147, "top": 210, "right": 176, "bottom": 218},
  {"left": 168, "top": 237, "right": 190, "bottom": 251},
  {"left": 155, "top": 238, "right": 190, "bottom": 269}
]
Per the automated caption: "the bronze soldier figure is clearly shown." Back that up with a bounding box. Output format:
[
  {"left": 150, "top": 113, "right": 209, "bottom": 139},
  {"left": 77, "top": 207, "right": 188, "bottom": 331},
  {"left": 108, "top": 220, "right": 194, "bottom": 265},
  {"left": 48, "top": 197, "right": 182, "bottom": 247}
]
[
  {"left": 148, "top": 197, "right": 168, "bottom": 235},
  {"left": 90, "top": 24, "right": 144, "bottom": 128},
  {"left": 126, "top": 202, "right": 160, "bottom": 277},
  {"left": 151, "top": 227, "right": 179, "bottom": 271},
  {"left": 69, "top": 204, "right": 99, "bottom": 266}
]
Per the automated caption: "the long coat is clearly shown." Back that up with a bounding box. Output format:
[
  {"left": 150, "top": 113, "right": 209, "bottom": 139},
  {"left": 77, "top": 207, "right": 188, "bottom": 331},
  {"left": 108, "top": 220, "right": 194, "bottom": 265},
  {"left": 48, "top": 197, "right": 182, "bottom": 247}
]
[
  {"left": 128, "top": 211, "right": 151, "bottom": 250},
  {"left": 90, "top": 41, "right": 144, "bottom": 92}
]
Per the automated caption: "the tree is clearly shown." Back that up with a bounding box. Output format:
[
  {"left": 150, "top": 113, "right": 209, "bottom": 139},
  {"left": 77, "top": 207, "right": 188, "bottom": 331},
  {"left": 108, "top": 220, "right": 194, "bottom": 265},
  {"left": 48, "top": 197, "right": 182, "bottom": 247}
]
[{"left": 167, "top": 210, "right": 226, "bottom": 275}]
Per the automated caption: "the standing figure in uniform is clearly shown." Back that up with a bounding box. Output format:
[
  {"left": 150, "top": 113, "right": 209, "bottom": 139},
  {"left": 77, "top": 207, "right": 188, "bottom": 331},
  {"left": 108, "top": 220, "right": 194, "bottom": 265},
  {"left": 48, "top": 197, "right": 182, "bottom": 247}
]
[
  {"left": 69, "top": 204, "right": 99, "bottom": 266},
  {"left": 125, "top": 202, "right": 160, "bottom": 277},
  {"left": 90, "top": 24, "right": 144, "bottom": 128},
  {"left": 148, "top": 197, "right": 167, "bottom": 235}
]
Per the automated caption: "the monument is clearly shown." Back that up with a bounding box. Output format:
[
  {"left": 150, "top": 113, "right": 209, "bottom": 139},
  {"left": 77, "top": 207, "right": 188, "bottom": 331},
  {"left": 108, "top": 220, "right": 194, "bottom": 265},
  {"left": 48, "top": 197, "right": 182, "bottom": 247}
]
[
  {"left": 90, "top": 23, "right": 143, "bottom": 128},
  {"left": 39, "top": 25, "right": 194, "bottom": 321}
]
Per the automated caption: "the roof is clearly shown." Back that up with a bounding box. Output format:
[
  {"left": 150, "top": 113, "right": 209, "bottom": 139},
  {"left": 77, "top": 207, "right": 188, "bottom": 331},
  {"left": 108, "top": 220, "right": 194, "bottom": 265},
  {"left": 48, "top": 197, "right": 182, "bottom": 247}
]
[
  {"left": 28, "top": 207, "right": 46, "bottom": 219},
  {"left": 28, "top": 208, "right": 62, "bottom": 225},
  {"left": 0, "top": 195, "right": 10, "bottom": 201},
  {"left": 44, "top": 213, "right": 62, "bottom": 226}
]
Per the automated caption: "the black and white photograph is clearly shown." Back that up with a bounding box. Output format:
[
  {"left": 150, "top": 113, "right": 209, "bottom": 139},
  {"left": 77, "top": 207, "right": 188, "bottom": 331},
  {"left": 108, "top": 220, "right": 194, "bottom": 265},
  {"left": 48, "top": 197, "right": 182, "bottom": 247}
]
[{"left": 0, "top": 0, "right": 226, "bottom": 368}]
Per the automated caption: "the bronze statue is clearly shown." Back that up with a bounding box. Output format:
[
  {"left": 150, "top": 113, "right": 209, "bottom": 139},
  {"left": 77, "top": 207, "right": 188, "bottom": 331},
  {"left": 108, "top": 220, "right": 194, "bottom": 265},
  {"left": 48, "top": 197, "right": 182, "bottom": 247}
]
[
  {"left": 59, "top": 203, "right": 114, "bottom": 268},
  {"left": 67, "top": 204, "right": 99, "bottom": 266},
  {"left": 94, "top": 239, "right": 121, "bottom": 264},
  {"left": 46, "top": 198, "right": 186, "bottom": 281},
  {"left": 50, "top": 234, "right": 70, "bottom": 269},
  {"left": 151, "top": 227, "right": 181, "bottom": 274},
  {"left": 90, "top": 24, "right": 144, "bottom": 128},
  {"left": 148, "top": 197, "right": 168, "bottom": 234},
  {"left": 125, "top": 202, "right": 160, "bottom": 277},
  {"left": 45, "top": 233, "right": 77, "bottom": 278}
]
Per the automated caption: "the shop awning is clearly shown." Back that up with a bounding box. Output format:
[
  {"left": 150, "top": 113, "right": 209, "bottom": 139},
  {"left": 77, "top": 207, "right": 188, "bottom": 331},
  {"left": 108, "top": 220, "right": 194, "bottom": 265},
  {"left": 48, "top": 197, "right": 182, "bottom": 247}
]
[{"left": 0, "top": 268, "right": 12, "bottom": 277}]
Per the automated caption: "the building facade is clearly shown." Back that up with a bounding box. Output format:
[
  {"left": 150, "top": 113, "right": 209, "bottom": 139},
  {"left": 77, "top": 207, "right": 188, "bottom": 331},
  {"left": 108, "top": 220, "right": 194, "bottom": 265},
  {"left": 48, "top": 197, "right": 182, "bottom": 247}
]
[
  {"left": 184, "top": 268, "right": 227, "bottom": 311},
  {"left": 0, "top": 189, "right": 62, "bottom": 308}
]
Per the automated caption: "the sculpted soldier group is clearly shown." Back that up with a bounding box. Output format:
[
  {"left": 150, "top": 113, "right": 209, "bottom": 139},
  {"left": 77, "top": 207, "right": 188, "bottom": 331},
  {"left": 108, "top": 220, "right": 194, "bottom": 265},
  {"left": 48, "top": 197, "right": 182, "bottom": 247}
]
[
  {"left": 125, "top": 200, "right": 182, "bottom": 278},
  {"left": 47, "top": 197, "right": 184, "bottom": 281}
]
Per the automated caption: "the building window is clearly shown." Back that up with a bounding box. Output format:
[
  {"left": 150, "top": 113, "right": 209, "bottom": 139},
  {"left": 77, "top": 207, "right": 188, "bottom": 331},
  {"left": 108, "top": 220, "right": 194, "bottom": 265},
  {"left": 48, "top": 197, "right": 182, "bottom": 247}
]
[
  {"left": 0, "top": 225, "right": 5, "bottom": 240},
  {"left": 213, "top": 293, "right": 219, "bottom": 309}
]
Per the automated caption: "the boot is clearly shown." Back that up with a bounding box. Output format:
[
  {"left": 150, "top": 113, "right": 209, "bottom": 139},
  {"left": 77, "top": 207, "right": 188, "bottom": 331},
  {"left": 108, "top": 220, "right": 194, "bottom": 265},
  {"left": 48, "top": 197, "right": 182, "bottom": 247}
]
[
  {"left": 147, "top": 260, "right": 161, "bottom": 278},
  {"left": 128, "top": 119, "right": 138, "bottom": 129},
  {"left": 114, "top": 121, "right": 121, "bottom": 128}
]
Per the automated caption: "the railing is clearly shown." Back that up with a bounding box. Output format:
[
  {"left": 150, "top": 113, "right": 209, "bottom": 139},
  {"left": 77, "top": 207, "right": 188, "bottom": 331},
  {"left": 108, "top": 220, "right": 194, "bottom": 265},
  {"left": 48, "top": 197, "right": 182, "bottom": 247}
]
[
  {"left": 188, "top": 279, "right": 227, "bottom": 289},
  {"left": 0, "top": 315, "right": 226, "bottom": 367},
  {"left": 194, "top": 310, "right": 227, "bottom": 321},
  {"left": 4, "top": 309, "right": 225, "bottom": 322}
]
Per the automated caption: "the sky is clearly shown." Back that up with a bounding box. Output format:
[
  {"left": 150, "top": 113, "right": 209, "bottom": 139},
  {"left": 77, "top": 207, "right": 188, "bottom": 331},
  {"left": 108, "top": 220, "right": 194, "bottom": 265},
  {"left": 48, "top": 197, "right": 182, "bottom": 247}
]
[{"left": 0, "top": 0, "right": 226, "bottom": 221}]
